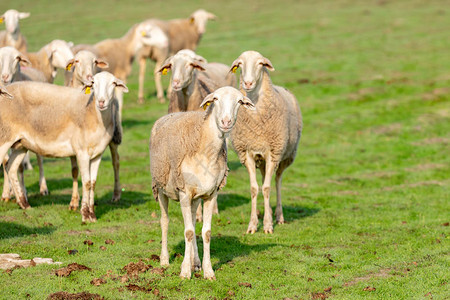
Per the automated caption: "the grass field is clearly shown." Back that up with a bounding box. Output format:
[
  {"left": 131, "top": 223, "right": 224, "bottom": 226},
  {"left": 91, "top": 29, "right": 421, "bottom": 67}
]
[{"left": 0, "top": 0, "right": 449, "bottom": 299}]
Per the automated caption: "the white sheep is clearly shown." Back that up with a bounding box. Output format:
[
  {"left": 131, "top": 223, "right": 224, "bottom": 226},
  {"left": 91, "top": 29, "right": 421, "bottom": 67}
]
[
  {"left": 137, "top": 9, "right": 217, "bottom": 103},
  {"left": 150, "top": 86, "right": 255, "bottom": 279},
  {"left": 0, "top": 72, "right": 128, "bottom": 222},
  {"left": 0, "top": 9, "right": 30, "bottom": 53},
  {"left": 72, "top": 21, "right": 168, "bottom": 202},
  {"left": 229, "top": 51, "right": 303, "bottom": 234}
]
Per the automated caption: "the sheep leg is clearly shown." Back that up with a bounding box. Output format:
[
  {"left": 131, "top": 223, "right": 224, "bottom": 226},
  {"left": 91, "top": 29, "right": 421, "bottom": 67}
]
[
  {"left": 69, "top": 156, "right": 80, "bottom": 211},
  {"left": 262, "top": 158, "right": 276, "bottom": 234},
  {"left": 138, "top": 57, "right": 146, "bottom": 104},
  {"left": 2, "top": 153, "right": 13, "bottom": 202},
  {"left": 190, "top": 198, "right": 202, "bottom": 272},
  {"left": 275, "top": 163, "right": 288, "bottom": 225},
  {"left": 202, "top": 193, "right": 217, "bottom": 280},
  {"left": 21, "top": 152, "right": 33, "bottom": 170},
  {"left": 87, "top": 155, "right": 102, "bottom": 223},
  {"left": 5, "top": 148, "right": 30, "bottom": 209},
  {"left": 109, "top": 143, "right": 121, "bottom": 202},
  {"left": 78, "top": 154, "right": 92, "bottom": 223},
  {"left": 158, "top": 191, "right": 170, "bottom": 266},
  {"left": 179, "top": 191, "right": 194, "bottom": 279},
  {"left": 196, "top": 202, "right": 203, "bottom": 222},
  {"left": 36, "top": 154, "right": 48, "bottom": 196},
  {"left": 154, "top": 60, "right": 165, "bottom": 103},
  {"left": 244, "top": 153, "right": 259, "bottom": 234}
]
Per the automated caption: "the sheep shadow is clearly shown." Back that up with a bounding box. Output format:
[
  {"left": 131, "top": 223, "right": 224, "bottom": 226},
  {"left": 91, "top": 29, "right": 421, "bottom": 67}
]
[
  {"left": 122, "top": 118, "right": 154, "bottom": 130},
  {"left": 227, "top": 160, "right": 243, "bottom": 171},
  {"left": 171, "top": 235, "right": 278, "bottom": 270},
  {"left": 217, "top": 193, "right": 248, "bottom": 211},
  {"left": 0, "top": 221, "right": 55, "bottom": 240}
]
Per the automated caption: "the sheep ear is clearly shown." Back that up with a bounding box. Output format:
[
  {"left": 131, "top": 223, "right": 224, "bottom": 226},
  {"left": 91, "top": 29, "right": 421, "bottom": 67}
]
[
  {"left": 239, "top": 96, "right": 256, "bottom": 110},
  {"left": 157, "top": 62, "right": 171, "bottom": 75},
  {"left": 199, "top": 93, "right": 216, "bottom": 110},
  {"left": 65, "top": 58, "right": 75, "bottom": 71},
  {"left": 189, "top": 17, "right": 195, "bottom": 24},
  {"left": 229, "top": 58, "right": 241, "bottom": 74},
  {"left": 17, "top": 54, "right": 31, "bottom": 66},
  {"left": 81, "top": 80, "right": 93, "bottom": 94},
  {"left": 0, "top": 16, "right": 4, "bottom": 23},
  {"left": 208, "top": 13, "right": 217, "bottom": 20},
  {"left": 114, "top": 79, "right": 129, "bottom": 93},
  {"left": 95, "top": 59, "right": 109, "bottom": 69},
  {"left": 191, "top": 62, "right": 205, "bottom": 72},
  {"left": 194, "top": 54, "right": 207, "bottom": 64},
  {"left": 68, "top": 41, "right": 74, "bottom": 48},
  {"left": 261, "top": 57, "right": 275, "bottom": 71},
  {"left": 18, "top": 12, "right": 30, "bottom": 19},
  {"left": 0, "top": 86, "right": 13, "bottom": 99}
]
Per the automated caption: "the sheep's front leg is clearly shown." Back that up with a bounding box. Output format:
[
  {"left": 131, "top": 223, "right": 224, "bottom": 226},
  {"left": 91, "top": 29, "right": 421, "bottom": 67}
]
[
  {"left": 36, "top": 154, "right": 48, "bottom": 196},
  {"left": 190, "top": 198, "right": 202, "bottom": 271},
  {"left": 109, "top": 142, "right": 121, "bottom": 202},
  {"left": 69, "top": 156, "right": 79, "bottom": 210},
  {"left": 2, "top": 153, "right": 13, "bottom": 202},
  {"left": 158, "top": 191, "right": 170, "bottom": 266},
  {"left": 244, "top": 153, "right": 259, "bottom": 234},
  {"left": 138, "top": 56, "right": 147, "bottom": 104},
  {"left": 77, "top": 154, "right": 91, "bottom": 223},
  {"left": 87, "top": 155, "right": 102, "bottom": 222},
  {"left": 154, "top": 60, "right": 165, "bottom": 103},
  {"left": 179, "top": 191, "right": 195, "bottom": 279},
  {"left": 202, "top": 193, "right": 218, "bottom": 280},
  {"left": 262, "top": 157, "right": 276, "bottom": 234},
  {"left": 6, "top": 148, "right": 30, "bottom": 209}
]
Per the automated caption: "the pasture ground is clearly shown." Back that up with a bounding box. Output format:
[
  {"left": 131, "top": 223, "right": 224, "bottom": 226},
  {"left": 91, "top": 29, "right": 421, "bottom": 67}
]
[{"left": 0, "top": 0, "right": 448, "bottom": 299}]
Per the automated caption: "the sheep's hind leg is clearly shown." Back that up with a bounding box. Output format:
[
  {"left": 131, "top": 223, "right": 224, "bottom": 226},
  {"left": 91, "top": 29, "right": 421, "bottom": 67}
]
[
  {"left": 179, "top": 191, "right": 194, "bottom": 279},
  {"left": 138, "top": 56, "right": 147, "bottom": 104},
  {"left": 109, "top": 143, "right": 121, "bottom": 202},
  {"left": 6, "top": 148, "right": 30, "bottom": 209},
  {"left": 158, "top": 191, "right": 170, "bottom": 266},
  {"left": 2, "top": 153, "right": 13, "bottom": 202},
  {"left": 190, "top": 198, "right": 201, "bottom": 272},
  {"left": 275, "top": 160, "right": 291, "bottom": 225},
  {"left": 36, "top": 154, "right": 48, "bottom": 196},
  {"left": 244, "top": 153, "right": 259, "bottom": 234},
  {"left": 87, "top": 155, "right": 102, "bottom": 222},
  {"left": 262, "top": 157, "right": 277, "bottom": 234},
  {"left": 69, "top": 156, "right": 80, "bottom": 210},
  {"left": 202, "top": 193, "right": 217, "bottom": 280}
]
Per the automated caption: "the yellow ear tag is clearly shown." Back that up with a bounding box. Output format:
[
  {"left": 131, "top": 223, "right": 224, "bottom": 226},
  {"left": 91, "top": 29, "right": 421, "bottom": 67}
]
[
  {"left": 0, "top": 19, "right": 3, "bottom": 24},
  {"left": 141, "top": 30, "right": 146, "bottom": 37},
  {"left": 190, "top": 17, "right": 195, "bottom": 24},
  {"left": 66, "top": 63, "right": 73, "bottom": 71},
  {"left": 202, "top": 102, "right": 210, "bottom": 110},
  {"left": 85, "top": 87, "right": 91, "bottom": 94},
  {"left": 232, "top": 66, "right": 238, "bottom": 73},
  {"left": 161, "top": 68, "right": 168, "bottom": 75}
]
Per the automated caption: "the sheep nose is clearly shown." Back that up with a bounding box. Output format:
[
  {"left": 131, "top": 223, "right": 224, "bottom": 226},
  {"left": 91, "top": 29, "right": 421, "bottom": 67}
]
[
  {"left": 1, "top": 74, "right": 9, "bottom": 82},
  {"left": 86, "top": 74, "right": 93, "bottom": 81},
  {"left": 221, "top": 118, "right": 232, "bottom": 128},
  {"left": 243, "top": 81, "right": 253, "bottom": 89}
]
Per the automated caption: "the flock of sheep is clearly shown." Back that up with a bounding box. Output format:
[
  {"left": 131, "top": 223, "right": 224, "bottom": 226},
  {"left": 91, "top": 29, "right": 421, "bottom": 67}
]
[{"left": 0, "top": 8, "right": 303, "bottom": 279}]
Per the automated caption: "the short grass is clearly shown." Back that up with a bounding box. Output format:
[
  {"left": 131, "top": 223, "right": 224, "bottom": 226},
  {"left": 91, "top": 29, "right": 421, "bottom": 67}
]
[{"left": 0, "top": 0, "right": 449, "bottom": 299}]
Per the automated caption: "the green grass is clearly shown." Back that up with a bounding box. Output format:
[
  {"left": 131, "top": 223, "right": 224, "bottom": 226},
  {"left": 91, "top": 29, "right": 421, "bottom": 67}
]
[{"left": 1, "top": 0, "right": 449, "bottom": 299}]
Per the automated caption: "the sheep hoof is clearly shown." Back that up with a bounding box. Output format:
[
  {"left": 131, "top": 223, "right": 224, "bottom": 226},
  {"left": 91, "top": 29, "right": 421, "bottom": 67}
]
[
  {"left": 264, "top": 228, "right": 273, "bottom": 234},
  {"left": 179, "top": 271, "right": 191, "bottom": 279},
  {"left": 111, "top": 192, "right": 121, "bottom": 202},
  {"left": 204, "top": 274, "right": 216, "bottom": 280},
  {"left": 246, "top": 228, "right": 257, "bottom": 234},
  {"left": 1, "top": 197, "right": 10, "bottom": 202},
  {"left": 69, "top": 205, "right": 79, "bottom": 211},
  {"left": 196, "top": 216, "right": 203, "bottom": 222},
  {"left": 277, "top": 220, "right": 285, "bottom": 225},
  {"left": 138, "top": 97, "right": 144, "bottom": 104},
  {"left": 158, "top": 97, "right": 166, "bottom": 104},
  {"left": 40, "top": 189, "right": 49, "bottom": 196}
]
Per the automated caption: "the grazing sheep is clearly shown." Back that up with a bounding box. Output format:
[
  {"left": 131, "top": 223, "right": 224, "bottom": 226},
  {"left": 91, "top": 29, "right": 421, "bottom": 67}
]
[
  {"left": 0, "top": 72, "right": 128, "bottom": 222},
  {"left": 159, "top": 49, "right": 235, "bottom": 113},
  {"left": 25, "top": 39, "right": 74, "bottom": 83},
  {"left": 0, "top": 9, "right": 30, "bottom": 53},
  {"left": 137, "top": 9, "right": 217, "bottom": 103},
  {"left": 72, "top": 22, "right": 167, "bottom": 202},
  {"left": 229, "top": 51, "right": 303, "bottom": 234},
  {"left": 150, "top": 86, "right": 255, "bottom": 279}
]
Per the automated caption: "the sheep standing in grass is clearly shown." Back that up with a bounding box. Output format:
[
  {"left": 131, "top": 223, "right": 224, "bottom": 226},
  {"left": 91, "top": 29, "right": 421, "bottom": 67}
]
[
  {"left": 150, "top": 86, "right": 255, "bottom": 279},
  {"left": 72, "top": 22, "right": 168, "bottom": 202},
  {"left": 137, "top": 9, "right": 217, "bottom": 103},
  {"left": 0, "top": 10, "right": 30, "bottom": 53},
  {"left": 229, "top": 51, "right": 302, "bottom": 234},
  {"left": 0, "top": 72, "right": 128, "bottom": 222}
]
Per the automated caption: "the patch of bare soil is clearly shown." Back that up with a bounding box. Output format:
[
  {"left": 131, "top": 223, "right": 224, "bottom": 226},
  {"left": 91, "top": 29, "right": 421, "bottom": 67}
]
[
  {"left": 47, "top": 291, "right": 103, "bottom": 300},
  {"left": 55, "top": 263, "right": 92, "bottom": 277},
  {"left": 90, "top": 278, "right": 106, "bottom": 286},
  {"left": 121, "top": 261, "right": 152, "bottom": 277}
]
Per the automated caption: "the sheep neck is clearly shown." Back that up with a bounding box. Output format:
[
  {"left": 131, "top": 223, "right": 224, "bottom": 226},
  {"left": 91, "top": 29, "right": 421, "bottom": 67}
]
[
  {"left": 124, "top": 24, "right": 143, "bottom": 61},
  {"left": 88, "top": 94, "right": 115, "bottom": 129},
  {"left": 27, "top": 48, "right": 54, "bottom": 82},
  {"left": 181, "top": 70, "right": 197, "bottom": 98},
  {"left": 200, "top": 110, "right": 226, "bottom": 154}
]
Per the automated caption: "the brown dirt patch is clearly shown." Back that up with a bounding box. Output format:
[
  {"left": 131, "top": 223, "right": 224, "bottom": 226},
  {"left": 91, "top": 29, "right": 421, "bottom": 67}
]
[
  {"left": 90, "top": 278, "right": 106, "bottom": 286},
  {"left": 344, "top": 268, "right": 391, "bottom": 286},
  {"left": 405, "top": 163, "right": 445, "bottom": 172},
  {"left": 411, "top": 137, "right": 450, "bottom": 146},
  {"left": 122, "top": 261, "right": 152, "bottom": 277},
  {"left": 47, "top": 291, "right": 103, "bottom": 300},
  {"left": 55, "top": 263, "right": 92, "bottom": 277},
  {"left": 238, "top": 282, "right": 252, "bottom": 288},
  {"left": 150, "top": 267, "right": 165, "bottom": 275}
]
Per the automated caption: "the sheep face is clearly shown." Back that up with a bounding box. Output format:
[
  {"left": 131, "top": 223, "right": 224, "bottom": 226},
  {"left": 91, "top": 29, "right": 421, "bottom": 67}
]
[
  {"left": 190, "top": 9, "right": 217, "bottom": 35},
  {"left": 137, "top": 22, "right": 169, "bottom": 50},
  {"left": 1, "top": 9, "right": 30, "bottom": 34},
  {"left": 66, "top": 50, "right": 108, "bottom": 83},
  {"left": 230, "top": 51, "right": 275, "bottom": 92},
  {"left": 45, "top": 40, "right": 74, "bottom": 71},
  {"left": 159, "top": 53, "right": 205, "bottom": 91},
  {"left": 199, "top": 86, "right": 255, "bottom": 133},
  {"left": 0, "top": 46, "right": 30, "bottom": 84},
  {"left": 83, "top": 71, "right": 128, "bottom": 111}
]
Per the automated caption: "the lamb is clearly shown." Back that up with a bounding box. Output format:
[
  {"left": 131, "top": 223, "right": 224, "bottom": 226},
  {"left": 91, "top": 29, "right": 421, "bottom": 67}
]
[
  {"left": 158, "top": 49, "right": 236, "bottom": 113},
  {"left": 25, "top": 39, "right": 74, "bottom": 83},
  {"left": 229, "top": 51, "right": 303, "bottom": 234},
  {"left": 71, "top": 22, "right": 168, "bottom": 202},
  {"left": 137, "top": 9, "right": 217, "bottom": 103},
  {"left": 0, "top": 72, "right": 127, "bottom": 222},
  {"left": 0, "top": 9, "right": 30, "bottom": 53},
  {"left": 150, "top": 86, "right": 255, "bottom": 279}
]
